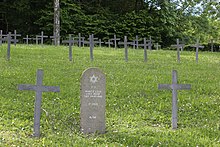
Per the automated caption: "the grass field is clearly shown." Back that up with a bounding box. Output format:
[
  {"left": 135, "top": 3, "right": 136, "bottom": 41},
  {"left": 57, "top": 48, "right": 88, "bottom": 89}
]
[{"left": 0, "top": 44, "right": 220, "bottom": 146}]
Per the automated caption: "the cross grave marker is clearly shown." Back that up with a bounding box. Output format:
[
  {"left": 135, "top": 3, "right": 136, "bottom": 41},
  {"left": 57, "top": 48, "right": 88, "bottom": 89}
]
[
  {"left": 11, "top": 30, "right": 21, "bottom": 46},
  {"left": 80, "top": 67, "right": 106, "bottom": 134},
  {"left": 118, "top": 36, "right": 131, "bottom": 62},
  {"left": 23, "top": 35, "right": 32, "bottom": 45},
  {"left": 191, "top": 39, "right": 204, "bottom": 63},
  {"left": 105, "top": 40, "right": 113, "bottom": 48},
  {"left": 110, "top": 34, "right": 120, "bottom": 49},
  {"left": 146, "top": 36, "right": 153, "bottom": 50},
  {"left": 36, "top": 31, "right": 48, "bottom": 45},
  {"left": 62, "top": 34, "right": 77, "bottom": 61},
  {"left": 139, "top": 38, "right": 148, "bottom": 62},
  {"left": 18, "top": 69, "right": 60, "bottom": 137},
  {"left": 171, "top": 39, "right": 184, "bottom": 63},
  {"left": 158, "top": 70, "right": 191, "bottom": 129}
]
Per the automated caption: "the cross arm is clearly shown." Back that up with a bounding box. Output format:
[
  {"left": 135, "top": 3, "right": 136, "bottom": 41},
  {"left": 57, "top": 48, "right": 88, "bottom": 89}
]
[
  {"left": 41, "top": 86, "right": 60, "bottom": 92},
  {"left": 158, "top": 84, "right": 172, "bottom": 90},
  {"left": 18, "top": 84, "right": 36, "bottom": 91}
]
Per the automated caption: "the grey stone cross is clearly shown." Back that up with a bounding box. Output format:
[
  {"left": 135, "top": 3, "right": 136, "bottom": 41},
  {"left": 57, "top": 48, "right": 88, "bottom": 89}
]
[
  {"left": 89, "top": 34, "right": 95, "bottom": 61},
  {"left": 105, "top": 40, "right": 113, "bottom": 48},
  {"left": 110, "top": 34, "right": 120, "bottom": 49},
  {"left": 23, "top": 35, "right": 32, "bottom": 45},
  {"left": 18, "top": 69, "right": 60, "bottom": 137},
  {"left": 139, "top": 38, "right": 148, "bottom": 62},
  {"left": 191, "top": 39, "right": 204, "bottom": 63},
  {"left": 50, "top": 34, "right": 60, "bottom": 46},
  {"left": 158, "top": 70, "right": 191, "bottom": 129},
  {"left": 11, "top": 30, "right": 21, "bottom": 46},
  {"left": 62, "top": 34, "right": 77, "bottom": 61},
  {"left": 171, "top": 39, "right": 184, "bottom": 63},
  {"left": 36, "top": 31, "right": 48, "bottom": 45},
  {"left": 5, "top": 32, "right": 18, "bottom": 60},
  {"left": 118, "top": 36, "right": 131, "bottom": 62},
  {"left": 146, "top": 36, "right": 153, "bottom": 50}
]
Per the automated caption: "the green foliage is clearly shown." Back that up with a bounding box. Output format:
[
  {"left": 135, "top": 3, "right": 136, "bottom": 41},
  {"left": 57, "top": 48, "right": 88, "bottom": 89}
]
[
  {"left": 0, "top": 44, "right": 220, "bottom": 146},
  {"left": 0, "top": 0, "right": 220, "bottom": 46}
]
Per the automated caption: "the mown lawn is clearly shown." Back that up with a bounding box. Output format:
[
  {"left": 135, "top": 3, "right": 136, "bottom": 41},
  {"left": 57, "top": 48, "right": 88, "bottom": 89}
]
[{"left": 0, "top": 44, "right": 220, "bottom": 146}]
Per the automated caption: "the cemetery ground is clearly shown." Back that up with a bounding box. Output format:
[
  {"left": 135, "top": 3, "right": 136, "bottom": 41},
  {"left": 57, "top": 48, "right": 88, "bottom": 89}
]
[{"left": 0, "top": 44, "right": 220, "bottom": 146}]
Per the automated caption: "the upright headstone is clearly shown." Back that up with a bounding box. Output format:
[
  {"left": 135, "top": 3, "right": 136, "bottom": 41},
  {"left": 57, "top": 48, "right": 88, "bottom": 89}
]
[
  {"left": 18, "top": 69, "right": 60, "bottom": 137},
  {"left": 36, "top": 31, "right": 48, "bottom": 45},
  {"left": 105, "top": 40, "right": 113, "bottom": 48},
  {"left": 110, "top": 34, "right": 120, "bottom": 49},
  {"left": 191, "top": 39, "right": 204, "bottom": 63},
  {"left": 139, "top": 38, "right": 148, "bottom": 62},
  {"left": 23, "top": 35, "right": 32, "bottom": 45},
  {"left": 80, "top": 68, "right": 106, "bottom": 134},
  {"left": 11, "top": 30, "right": 21, "bottom": 46},
  {"left": 158, "top": 70, "right": 191, "bottom": 129}
]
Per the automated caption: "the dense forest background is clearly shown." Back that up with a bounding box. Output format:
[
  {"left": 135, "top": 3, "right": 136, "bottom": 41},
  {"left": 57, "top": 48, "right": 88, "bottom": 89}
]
[{"left": 0, "top": 0, "right": 220, "bottom": 46}]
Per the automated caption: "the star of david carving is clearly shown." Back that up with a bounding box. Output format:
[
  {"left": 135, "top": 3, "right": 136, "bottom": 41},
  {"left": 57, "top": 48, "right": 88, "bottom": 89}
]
[{"left": 90, "top": 75, "right": 98, "bottom": 84}]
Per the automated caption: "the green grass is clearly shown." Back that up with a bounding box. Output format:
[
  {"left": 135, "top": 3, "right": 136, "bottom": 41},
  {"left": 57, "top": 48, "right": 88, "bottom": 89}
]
[{"left": 0, "top": 44, "right": 220, "bottom": 146}]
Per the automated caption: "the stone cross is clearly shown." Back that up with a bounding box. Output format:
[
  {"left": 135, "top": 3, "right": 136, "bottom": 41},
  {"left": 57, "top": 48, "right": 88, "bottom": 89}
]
[
  {"left": 139, "top": 38, "right": 148, "bottom": 62},
  {"left": 11, "top": 30, "right": 21, "bottom": 46},
  {"left": 158, "top": 70, "right": 191, "bottom": 129},
  {"left": 110, "top": 34, "right": 120, "bottom": 48},
  {"left": 171, "top": 39, "right": 184, "bottom": 63},
  {"left": 33, "top": 36, "right": 41, "bottom": 45},
  {"left": 97, "top": 39, "right": 104, "bottom": 48},
  {"left": 18, "top": 69, "right": 60, "bottom": 137},
  {"left": 146, "top": 36, "right": 153, "bottom": 50},
  {"left": 5, "top": 32, "right": 18, "bottom": 60},
  {"left": 191, "top": 39, "right": 204, "bottom": 63},
  {"left": 80, "top": 68, "right": 106, "bottom": 134},
  {"left": 23, "top": 35, "right": 32, "bottom": 45},
  {"left": 105, "top": 40, "right": 113, "bottom": 48},
  {"left": 75, "top": 33, "right": 82, "bottom": 48},
  {"left": 50, "top": 34, "right": 60, "bottom": 46},
  {"left": 0, "top": 30, "right": 4, "bottom": 45},
  {"left": 36, "top": 31, "right": 48, "bottom": 45},
  {"left": 62, "top": 34, "right": 76, "bottom": 61},
  {"left": 118, "top": 36, "right": 131, "bottom": 62},
  {"left": 135, "top": 35, "right": 139, "bottom": 49}
]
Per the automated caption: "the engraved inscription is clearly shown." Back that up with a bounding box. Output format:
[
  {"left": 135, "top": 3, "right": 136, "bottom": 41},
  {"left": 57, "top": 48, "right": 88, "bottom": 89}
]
[{"left": 84, "top": 90, "right": 102, "bottom": 98}]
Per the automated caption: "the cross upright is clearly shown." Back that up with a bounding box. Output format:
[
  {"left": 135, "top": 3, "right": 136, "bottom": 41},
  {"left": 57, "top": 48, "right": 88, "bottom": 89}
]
[
  {"left": 105, "top": 40, "right": 113, "bottom": 48},
  {"left": 62, "top": 34, "right": 77, "bottom": 61},
  {"left": 171, "top": 39, "right": 184, "bottom": 63},
  {"left": 23, "top": 35, "right": 32, "bottom": 45},
  {"left": 110, "top": 34, "right": 120, "bottom": 49},
  {"left": 0, "top": 30, "right": 6, "bottom": 45},
  {"left": 191, "top": 39, "right": 204, "bottom": 63},
  {"left": 135, "top": 35, "right": 139, "bottom": 49},
  {"left": 139, "top": 38, "right": 148, "bottom": 62},
  {"left": 158, "top": 70, "right": 191, "bottom": 129},
  {"left": 89, "top": 34, "right": 95, "bottom": 61},
  {"left": 11, "top": 30, "right": 21, "bottom": 46},
  {"left": 118, "top": 36, "right": 131, "bottom": 62},
  {"left": 18, "top": 69, "right": 60, "bottom": 137},
  {"left": 36, "top": 31, "right": 48, "bottom": 45}
]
